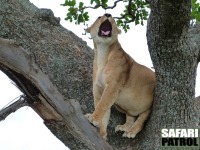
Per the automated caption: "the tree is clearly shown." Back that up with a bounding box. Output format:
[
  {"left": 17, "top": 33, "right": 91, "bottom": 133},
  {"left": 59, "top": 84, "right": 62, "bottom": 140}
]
[{"left": 0, "top": 0, "right": 199, "bottom": 150}]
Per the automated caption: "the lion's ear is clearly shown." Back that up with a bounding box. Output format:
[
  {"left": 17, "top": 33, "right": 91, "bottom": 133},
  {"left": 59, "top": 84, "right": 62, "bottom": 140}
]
[{"left": 85, "top": 27, "right": 91, "bottom": 33}]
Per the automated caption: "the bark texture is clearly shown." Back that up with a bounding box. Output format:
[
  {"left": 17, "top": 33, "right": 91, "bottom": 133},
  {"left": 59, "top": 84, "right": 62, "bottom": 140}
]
[
  {"left": 0, "top": 0, "right": 111, "bottom": 149},
  {"left": 0, "top": 0, "right": 129, "bottom": 149},
  {"left": 0, "top": 0, "right": 199, "bottom": 150},
  {"left": 144, "top": 1, "right": 200, "bottom": 149}
]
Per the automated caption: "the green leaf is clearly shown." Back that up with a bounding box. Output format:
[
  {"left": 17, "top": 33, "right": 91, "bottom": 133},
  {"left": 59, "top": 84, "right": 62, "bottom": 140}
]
[
  {"left": 71, "top": 0, "right": 76, "bottom": 6},
  {"left": 78, "top": 15, "right": 83, "bottom": 24},
  {"left": 192, "top": 0, "right": 197, "bottom": 4},
  {"left": 64, "top": 0, "right": 76, "bottom": 6},
  {"left": 83, "top": 12, "right": 89, "bottom": 21},
  {"left": 135, "top": 19, "right": 139, "bottom": 25},
  {"left": 92, "top": 0, "right": 100, "bottom": 5},
  {"left": 116, "top": 19, "right": 123, "bottom": 25},
  {"left": 101, "top": 0, "right": 108, "bottom": 8},
  {"left": 196, "top": 14, "right": 200, "bottom": 21},
  {"left": 90, "top": 0, "right": 95, "bottom": 4},
  {"left": 141, "top": 20, "right": 144, "bottom": 26},
  {"left": 79, "top": 2, "right": 84, "bottom": 9}
]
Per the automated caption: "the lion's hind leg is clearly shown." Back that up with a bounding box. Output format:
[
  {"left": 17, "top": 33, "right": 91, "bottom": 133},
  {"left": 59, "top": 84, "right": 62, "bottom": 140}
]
[{"left": 122, "top": 109, "right": 151, "bottom": 138}]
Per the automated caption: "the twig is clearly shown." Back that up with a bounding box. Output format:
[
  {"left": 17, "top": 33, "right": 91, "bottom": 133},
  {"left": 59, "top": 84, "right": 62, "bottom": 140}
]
[
  {"left": 83, "top": 0, "right": 141, "bottom": 25},
  {"left": 0, "top": 95, "right": 29, "bottom": 121},
  {"left": 84, "top": 0, "right": 123, "bottom": 9},
  {"left": 113, "top": 14, "right": 126, "bottom": 19},
  {"left": 113, "top": 0, "right": 137, "bottom": 24}
]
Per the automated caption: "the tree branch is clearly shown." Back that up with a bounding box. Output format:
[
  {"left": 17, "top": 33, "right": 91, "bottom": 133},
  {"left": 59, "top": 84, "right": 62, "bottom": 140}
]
[
  {"left": 0, "top": 95, "right": 29, "bottom": 121},
  {"left": 114, "top": 0, "right": 136, "bottom": 22},
  {"left": 0, "top": 37, "right": 112, "bottom": 150},
  {"left": 84, "top": 0, "right": 123, "bottom": 9},
  {"left": 84, "top": 0, "right": 137, "bottom": 24},
  {"left": 113, "top": 0, "right": 147, "bottom": 26}
]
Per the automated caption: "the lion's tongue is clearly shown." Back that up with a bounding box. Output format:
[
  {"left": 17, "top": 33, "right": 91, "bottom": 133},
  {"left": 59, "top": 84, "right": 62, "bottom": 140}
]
[{"left": 101, "top": 30, "right": 110, "bottom": 36}]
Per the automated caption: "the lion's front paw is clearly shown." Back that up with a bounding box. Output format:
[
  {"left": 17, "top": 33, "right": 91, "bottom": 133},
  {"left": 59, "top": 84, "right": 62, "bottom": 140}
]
[{"left": 85, "top": 113, "right": 99, "bottom": 127}]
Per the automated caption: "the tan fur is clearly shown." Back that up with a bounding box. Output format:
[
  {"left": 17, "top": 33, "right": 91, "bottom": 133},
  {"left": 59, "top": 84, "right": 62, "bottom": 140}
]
[{"left": 85, "top": 14, "right": 156, "bottom": 139}]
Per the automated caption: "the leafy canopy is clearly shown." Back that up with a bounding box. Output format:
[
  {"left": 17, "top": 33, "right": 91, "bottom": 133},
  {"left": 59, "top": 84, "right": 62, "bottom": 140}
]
[{"left": 62, "top": 0, "right": 200, "bottom": 32}]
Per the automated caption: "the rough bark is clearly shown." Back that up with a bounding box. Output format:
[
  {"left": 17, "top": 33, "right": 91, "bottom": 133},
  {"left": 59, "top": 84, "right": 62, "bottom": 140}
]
[
  {"left": 144, "top": 0, "right": 200, "bottom": 149},
  {"left": 0, "top": 0, "right": 199, "bottom": 150},
  {"left": 0, "top": 0, "right": 127, "bottom": 149},
  {"left": 0, "top": 37, "right": 112, "bottom": 149}
]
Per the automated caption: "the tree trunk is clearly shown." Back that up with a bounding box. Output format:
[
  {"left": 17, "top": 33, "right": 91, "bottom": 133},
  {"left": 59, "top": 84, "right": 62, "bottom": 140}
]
[
  {"left": 0, "top": 0, "right": 199, "bottom": 149},
  {"left": 143, "top": 0, "right": 200, "bottom": 149}
]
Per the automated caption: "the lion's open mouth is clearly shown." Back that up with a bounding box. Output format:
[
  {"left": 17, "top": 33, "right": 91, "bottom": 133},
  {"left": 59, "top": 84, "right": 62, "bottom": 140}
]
[{"left": 98, "top": 19, "right": 112, "bottom": 37}]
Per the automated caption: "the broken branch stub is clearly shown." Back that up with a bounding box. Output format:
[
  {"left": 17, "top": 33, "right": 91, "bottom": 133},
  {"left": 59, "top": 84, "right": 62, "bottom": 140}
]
[{"left": 0, "top": 95, "right": 28, "bottom": 122}]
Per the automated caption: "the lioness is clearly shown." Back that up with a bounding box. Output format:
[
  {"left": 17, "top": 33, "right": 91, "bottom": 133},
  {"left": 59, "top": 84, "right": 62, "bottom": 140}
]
[{"left": 85, "top": 13, "right": 155, "bottom": 139}]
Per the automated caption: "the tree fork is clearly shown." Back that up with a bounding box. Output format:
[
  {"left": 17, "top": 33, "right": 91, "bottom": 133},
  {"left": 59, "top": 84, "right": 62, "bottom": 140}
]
[{"left": 1, "top": 0, "right": 200, "bottom": 149}]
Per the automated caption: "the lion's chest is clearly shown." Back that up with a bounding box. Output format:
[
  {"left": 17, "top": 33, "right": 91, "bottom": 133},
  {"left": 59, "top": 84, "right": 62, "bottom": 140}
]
[
  {"left": 95, "top": 44, "right": 109, "bottom": 87},
  {"left": 95, "top": 68, "right": 105, "bottom": 88}
]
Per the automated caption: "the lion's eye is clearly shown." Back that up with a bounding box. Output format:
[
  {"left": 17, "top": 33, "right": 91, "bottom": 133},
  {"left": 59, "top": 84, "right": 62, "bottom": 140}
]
[{"left": 98, "top": 16, "right": 101, "bottom": 19}]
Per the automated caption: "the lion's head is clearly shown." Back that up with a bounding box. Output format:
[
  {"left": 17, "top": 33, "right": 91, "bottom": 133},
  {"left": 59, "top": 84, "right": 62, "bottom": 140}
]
[{"left": 86, "top": 13, "right": 121, "bottom": 45}]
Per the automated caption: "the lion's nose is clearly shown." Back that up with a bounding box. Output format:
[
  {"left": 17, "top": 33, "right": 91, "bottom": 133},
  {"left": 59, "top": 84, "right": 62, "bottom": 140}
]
[{"left": 104, "top": 13, "right": 111, "bottom": 18}]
